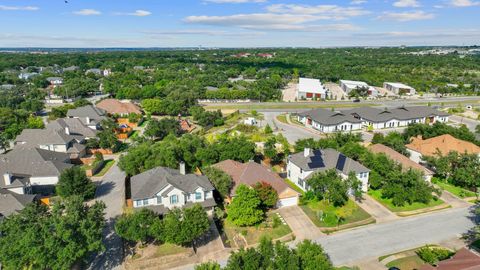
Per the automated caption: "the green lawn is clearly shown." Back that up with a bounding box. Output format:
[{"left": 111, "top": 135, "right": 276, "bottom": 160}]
[
  {"left": 93, "top": 160, "right": 115, "bottom": 177},
  {"left": 224, "top": 212, "right": 292, "bottom": 247},
  {"left": 368, "top": 189, "right": 444, "bottom": 212},
  {"left": 301, "top": 199, "right": 371, "bottom": 228},
  {"left": 284, "top": 178, "right": 305, "bottom": 195},
  {"left": 156, "top": 243, "right": 190, "bottom": 257},
  {"left": 435, "top": 181, "right": 476, "bottom": 198},
  {"left": 386, "top": 255, "right": 425, "bottom": 270},
  {"left": 276, "top": 114, "right": 288, "bottom": 124}
]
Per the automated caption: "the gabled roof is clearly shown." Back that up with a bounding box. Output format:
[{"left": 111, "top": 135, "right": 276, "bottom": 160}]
[
  {"left": 406, "top": 134, "right": 480, "bottom": 157},
  {"left": 298, "top": 108, "right": 362, "bottom": 126},
  {"left": 345, "top": 106, "right": 449, "bottom": 123},
  {"left": 289, "top": 148, "right": 369, "bottom": 175},
  {"left": 213, "top": 160, "right": 299, "bottom": 199},
  {"left": 0, "top": 147, "right": 73, "bottom": 178},
  {"left": 0, "top": 189, "right": 36, "bottom": 218},
  {"left": 130, "top": 167, "right": 214, "bottom": 200},
  {"left": 47, "top": 118, "right": 97, "bottom": 138},
  {"left": 67, "top": 105, "right": 107, "bottom": 125},
  {"left": 96, "top": 99, "right": 142, "bottom": 115},
  {"left": 15, "top": 128, "right": 77, "bottom": 146},
  {"left": 368, "top": 144, "right": 433, "bottom": 175}
]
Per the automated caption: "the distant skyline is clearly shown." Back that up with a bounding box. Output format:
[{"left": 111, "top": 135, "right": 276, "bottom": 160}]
[{"left": 0, "top": 0, "right": 479, "bottom": 47}]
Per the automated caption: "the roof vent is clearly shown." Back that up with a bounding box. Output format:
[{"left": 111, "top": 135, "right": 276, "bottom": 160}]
[
  {"left": 179, "top": 161, "right": 186, "bottom": 175},
  {"left": 304, "top": 148, "right": 311, "bottom": 158}
]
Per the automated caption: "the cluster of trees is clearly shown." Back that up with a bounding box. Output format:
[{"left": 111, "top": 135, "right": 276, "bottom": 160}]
[
  {"left": 141, "top": 96, "right": 196, "bottom": 116},
  {"left": 0, "top": 107, "right": 44, "bottom": 150},
  {"left": 294, "top": 133, "right": 363, "bottom": 153},
  {"left": 144, "top": 118, "right": 181, "bottom": 140},
  {"left": 424, "top": 151, "right": 480, "bottom": 192},
  {"left": 115, "top": 204, "right": 209, "bottom": 247},
  {"left": 307, "top": 169, "right": 362, "bottom": 206},
  {"left": 118, "top": 134, "right": 256, "bottom": 176},
  {"left": 0, "top": 196, "right": 106, "bottom": 270},
  {"left": 340, "top": 142, "right": 438, "bottom": 206},
  {"left": 56, "top": 166, "right": 97, "bottom": 201},
  {"left": 195, "top": 238, "right": 334, "bottom": 270},
  {"left": 371, "top": 132, "right": 410, "bottom": 156},
  {"left": 85, "top": 119, "right": 121, "bottom": 151},
  {"left": 189, "top": 106, "right": 224, "bottom": 127},
  {"left": 403, "top": 122, "right": 479, "bottom": 145},
  {"left": 202, "top": 167, "right": 234, "bottom": 199},
  {"left": 227, "top": 184, "right": 278, "bottom": 226}
]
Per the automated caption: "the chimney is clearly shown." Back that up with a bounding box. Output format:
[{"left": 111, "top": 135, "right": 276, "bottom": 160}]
[
  {"left": 65, "top": 127, "right": 70, "bottom": 135},
  {"left": 3, "top": 172, "right": 11, "bottom": 186},
  {"left": 86, "top": 117, "right": 91, "bottom": 124},
  {"left": 179, "top": 161, "right": 186, "bottom": 175},
  {"left": 304, "top": 148, "right": 311, "bottom": 158}
]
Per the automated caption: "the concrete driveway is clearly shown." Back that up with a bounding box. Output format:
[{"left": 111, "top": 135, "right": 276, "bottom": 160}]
[
  {"left": 355, "top": 195, "right": 398, "bottom": 223},
  {"left": 261, "top": 112, "right": 321, "bottom": 144},
  {"left": 278, "top": 206, "right": 323, "bottom": 241}
]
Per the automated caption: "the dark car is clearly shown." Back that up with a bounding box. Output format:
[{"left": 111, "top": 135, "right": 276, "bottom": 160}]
[
  {"left": 388, "top": 267, "right": 400, "bottom": 270},
  {"left": 353, "top": 98, "right": 361, "bottom": 103}
]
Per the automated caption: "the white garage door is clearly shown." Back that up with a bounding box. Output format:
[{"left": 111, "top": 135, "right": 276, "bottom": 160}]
[{"left": 277, "top": 196, "right": 298, "bottom": 208}]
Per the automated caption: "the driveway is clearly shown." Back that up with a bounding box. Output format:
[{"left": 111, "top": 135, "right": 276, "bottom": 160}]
[
  {"left": 261, "top": 112, "right": 321, "bottom": 144},
  {"left": 355, "top": 195, "right": 398, "bottom": 223},
  {"left": 315, "top": 206, "right": 477, "bottom": 266},
  {"left": 278, "top": 206, "right": 323, "bottom": 241},
  {"left": 88, "top": 161, "right": 126, "bottom": 270}
]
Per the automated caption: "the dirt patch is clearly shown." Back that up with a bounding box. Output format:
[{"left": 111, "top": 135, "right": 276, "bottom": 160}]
[{"left": 282, "top": 82, "right": 297, "bottom": 102}]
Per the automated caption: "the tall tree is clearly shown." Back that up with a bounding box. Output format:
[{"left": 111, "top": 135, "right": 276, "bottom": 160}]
[
  {"left": 203, "top": 166, "right": 234, "bottom": 198},
  {"left": 56, "top": 166, "right": 96, "bottom": 200},
  {"left": 227, "top": 184, "right": 264, "bottom": 226}
]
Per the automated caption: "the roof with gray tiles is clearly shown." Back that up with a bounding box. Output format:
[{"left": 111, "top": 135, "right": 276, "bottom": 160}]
[
  {"left": 15, "top": 127, "right": 78, "bottom": 146},
  {"left": 289, "top": 148, "right": 369, "bottom": 175},
  {"left": 0, "top": 189, "right": 36, "bottom": 218},
  {"left": 344, "top": 106, "right": 449, "bottom": 123},
  {"left": 298, "top": 108, "right": 362, "bottom": 126},
  {"left": 131, "top": 167, "right": 214, "bottom": 200},
  {"left": 47, "top": 118, "right": 97, "bottom": 138},
  {"left": 67, "top": 105, "right": 107, "bottom": 125}
]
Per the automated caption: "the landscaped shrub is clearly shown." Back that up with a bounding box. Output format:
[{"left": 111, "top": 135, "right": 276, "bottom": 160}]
[{"left": 416, "top": 245, "right": 453, "bottom": 265}]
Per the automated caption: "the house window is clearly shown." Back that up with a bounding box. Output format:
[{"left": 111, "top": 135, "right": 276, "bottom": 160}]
[
  {"left": 136, "top": 200, "right": 143, "bottom": 207},
  {"left": 195, "top": 192, "right": 202, "bottom": 200},
  {"left": 288, "top": 170, "right": 291, "bottom": 178},
  {"left": 170, "top": 195, "right": 178, "bottom": 204},
  {"left": 156, "top": 196, "right": 162, "bottom": 204},
  {"left": 143, "top": 199, "right": 149, "bottom": 206},
  {"left": 298, "top": 179, "right": 304, "bottom": 188}
]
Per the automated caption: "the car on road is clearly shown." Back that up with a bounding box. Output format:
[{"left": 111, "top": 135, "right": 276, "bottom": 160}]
[{"left": 353, "top": 98, "right": 361, "bottom": 103}]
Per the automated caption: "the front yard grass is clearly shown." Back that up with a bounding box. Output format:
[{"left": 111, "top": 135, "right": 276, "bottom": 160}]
[
  {"left": 386, "top": 255, "right": 425, "bottom": 269},
  {"left": 224, "top": 211, "right": 292, "bottom": 247},
  {"left": 368, "top": 189, "right": 444, "bottom": 212},
  {"left": 93, "top": 160, "right": 115, "bottom": 177},
  {"left": 276, "top": 114, "right": 288, "bottom": 124},
  {"left": 435, "top": 181, "right": 476, "bottom": 198},
  {"left": 156, "top": 243, "right": 190, "bottom": 257},
  {"left": 301, "top": 199, "right": 372, "bottom": 228}
]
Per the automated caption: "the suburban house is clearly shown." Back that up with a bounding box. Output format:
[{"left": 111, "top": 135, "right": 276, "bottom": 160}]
[
  {"left": 368, "top": 144, "right": 434, "bottom": 182},
  {"left": 213, "top": 160, "right": 300, "bottom": 207},
  {"left": 297, "top": 108, "right": 363, "bottom": 133},
  {"left": 180, "top": 119, "right": 195, "bottom": 133},
  {"left": 46, "top": 118, "right": 98, "bottom": 140},
  {"left": 297, "top": 78, "right": 327, "bottom": 100},
  {"left": 406, "top": 134, "right": 480, "bottom": 164},
  {"left": 15, "top": 126, "right": 87, "bottom": 160},
  {"left": 287, "top": 148, "right": 370, "bottom": 192},
  {"left": 85, "top": 68, "right": 103, "bottom": 76},
  {"left": 18, "top": 72, "right": 38, "bottom": 80},
  {"left": 383, "top": 82, "right": 416, "bottom": 95},
  {"left": 0, "top": 146, "right": 73, "bottom": 194},
  {"left": 62, "top": 66, "right": 79, "bottom": 72},
  {"left": 339, "top": 80, "right": 378, "bottom": 97},
  {"left": 345, "top": 106, "right": 449, "bottom": 130},
  {"left": 130, "top": 164, "right": 216, "bottom": 215},
  {"left": 419, "top": 247, "right": 480, "bottom": 270},
  {"left": 46, "top": 77, "right": 63, "bottom": 87},
  {"left": 67, "top": 105, "right": 107, "bottom": 130},
  {"left": 0, "top": 189, "right": 37, "bottom": 220}
]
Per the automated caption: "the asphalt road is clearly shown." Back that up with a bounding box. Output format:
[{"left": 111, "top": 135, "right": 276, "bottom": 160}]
[
  {"left": 261, "top": 111, "right": 320, "bottom": 143},
  {"left": 88, "top": 161, "right": 126, "bottom": 270},
  {"left": 315, "top": 206, "right": 477, "bottom": 266},
  {"left": 449, "top": 115, "right": 480, "bottom": 133}
]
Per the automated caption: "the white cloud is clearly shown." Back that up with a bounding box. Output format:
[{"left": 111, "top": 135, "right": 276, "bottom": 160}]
[
  {"left": 73, "top": 9, "right": 101, "bottom": 16},
  {"left": 350, "top": 0, "right": 367, "bottom": 4},
  {"left": 204, "top": 0, "right": 266, "bottom": 3},
  {"left": 377, "top": 10, "right": 434, "bottom": 21},
  {"left": 450, "top": 0, "right": 480, "bottom": 7},
  {"left": 0, "top": 5, "right": 38, "bottom": 11},
  {"left": 143, "top": 29, "right": 265, "bottom": 37},
  {"left": 266, "top": 4, "right": 370, "bottom": 18},
  {"left": 114, "top": 10, "right": 152, "bottom": 16},
  {"left": 393, "top": 0, "right": 421, "bottom": 7}
]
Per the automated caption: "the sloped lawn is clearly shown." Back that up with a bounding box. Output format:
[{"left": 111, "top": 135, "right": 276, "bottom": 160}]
[
  {"left": 368, "top": 189, "right": 444, "bottom": 212},
  {"left": 301, "top": 199, "right": 372, "bottom": 228}
]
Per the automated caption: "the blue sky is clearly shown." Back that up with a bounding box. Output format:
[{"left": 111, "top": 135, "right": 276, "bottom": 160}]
[{"left": 0, "top": 0, "right": 479, "bottom": 47}]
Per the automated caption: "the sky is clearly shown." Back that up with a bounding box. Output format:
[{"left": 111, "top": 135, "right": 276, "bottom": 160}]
[{"left": 0, "top": 0, "right": 479, "bottom": 47}]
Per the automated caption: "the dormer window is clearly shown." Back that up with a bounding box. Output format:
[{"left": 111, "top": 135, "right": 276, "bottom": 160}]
[
  {"left": 195, "top": 192, "right": 202, "bottom": 200},
  {"left": 170, "top": 195, "right": 178, "bottom": 204}
]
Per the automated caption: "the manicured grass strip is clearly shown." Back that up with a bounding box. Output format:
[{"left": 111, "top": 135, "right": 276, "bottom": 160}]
[
  {"left": 276, "top": 114, "right": 288, "bottom": 124},
  {"left": 368, "top": 189, "right": 444, "bottom": 212},
  {"left": 301, "top": 199, "right": 372, "bottom": 228},
  {"left": 156, "top": 243, "right": 190, "bottom": 257},
  {"left": 386, "top": 255, "right": 425, "bottom": 269},
  {"left": 284, "top": 178, "right": 305, "bottom": 195},
  {"left": 94, "top": 160, "right": 115, "bottom": 177},
  {"left": 435, "top": 181, "right": 476, "bottom": 198}
]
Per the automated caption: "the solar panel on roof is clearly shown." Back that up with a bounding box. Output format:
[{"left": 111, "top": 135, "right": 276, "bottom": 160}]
[{"left": 336, "top": 154, "right": 347, "bottom": 171}]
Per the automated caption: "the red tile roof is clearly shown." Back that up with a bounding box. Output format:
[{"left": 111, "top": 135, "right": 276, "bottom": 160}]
[
  {"left": 406, "top": 134, "right": 480, "bottom": 157},
  {"left": 96, "top": 99, "right": 142, "bottom": 115},
  {"left": 419, "top": 248, "right": 480, "bottom": 270}
]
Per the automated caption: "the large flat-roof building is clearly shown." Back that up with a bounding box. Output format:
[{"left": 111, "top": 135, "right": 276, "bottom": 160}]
[
  {"left": 384, "top": 82, "right": 416, "bottom": 95},
  {"left": 297, "top": 78, "right": 327, "bottom": 100},
  {"left": 340, "top": 80, "right": 378, "bottom": 97}
]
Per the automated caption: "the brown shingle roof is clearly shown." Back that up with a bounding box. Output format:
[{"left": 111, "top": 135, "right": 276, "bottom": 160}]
[
  {"left": 368, "top": 144, "right": 433, "bottom": 175},
  {"left": 406, "top": 134, "right": 480, "bottom": 157},
  {"left": 213, "top": 160, "right": 299, "bottom": 200},
  {"left": 419, "top": 248, "right": 480, "bottom": 270},
  {"left": 96, "top": 99, "right": 142, "bottom": 115}
]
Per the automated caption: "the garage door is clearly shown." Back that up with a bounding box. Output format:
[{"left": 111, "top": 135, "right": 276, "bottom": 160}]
[{"left": 277, "top": 196, "right": 298, "bottom": 208}]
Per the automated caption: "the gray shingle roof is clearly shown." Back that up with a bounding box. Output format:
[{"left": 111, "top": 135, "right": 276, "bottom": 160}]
[
  {"left": 298, "top": 108, "right": 362, "bottom": 125},
  {"left": 0, "top": 147, "right": 73, "bottom": 178},
  {"left": 0, "top": 189, "right": 36, "bottom": 218},
  {"left": 15, "top": 128, "right": 77, "bottom": 146},
  {"left": 289, "top": 148, "right": 369, "bottom": 175},
  {"left": 345, "top": 106, "right": 449, "bottom": 123},
  {"left": 131, "top": 167, "right": 214, "bottom": 200},
  {"left": 67, "top": 105, "right": 107, "bottom": 125},
  {"left": 47, "top": 118, "right": 97, "bottom": 138}
]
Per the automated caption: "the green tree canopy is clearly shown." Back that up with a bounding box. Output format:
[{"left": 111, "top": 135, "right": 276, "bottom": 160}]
[
  {"left": 56, "top": 166, "right": 96, "bottom": 201},
  {"left": 227, "top": 184, "right": 264, "bottom": 226}
]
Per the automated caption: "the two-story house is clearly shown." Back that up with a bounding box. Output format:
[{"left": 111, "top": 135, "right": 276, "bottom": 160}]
[
  {"left": 287, "top": 148, "right": 370, "bottom": 192},
  {"left": 67, "top": 105, "right": 107, "bottom": 130},
  {"left": 130, "top": 163, "right": 216, "bottom": 215}
]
